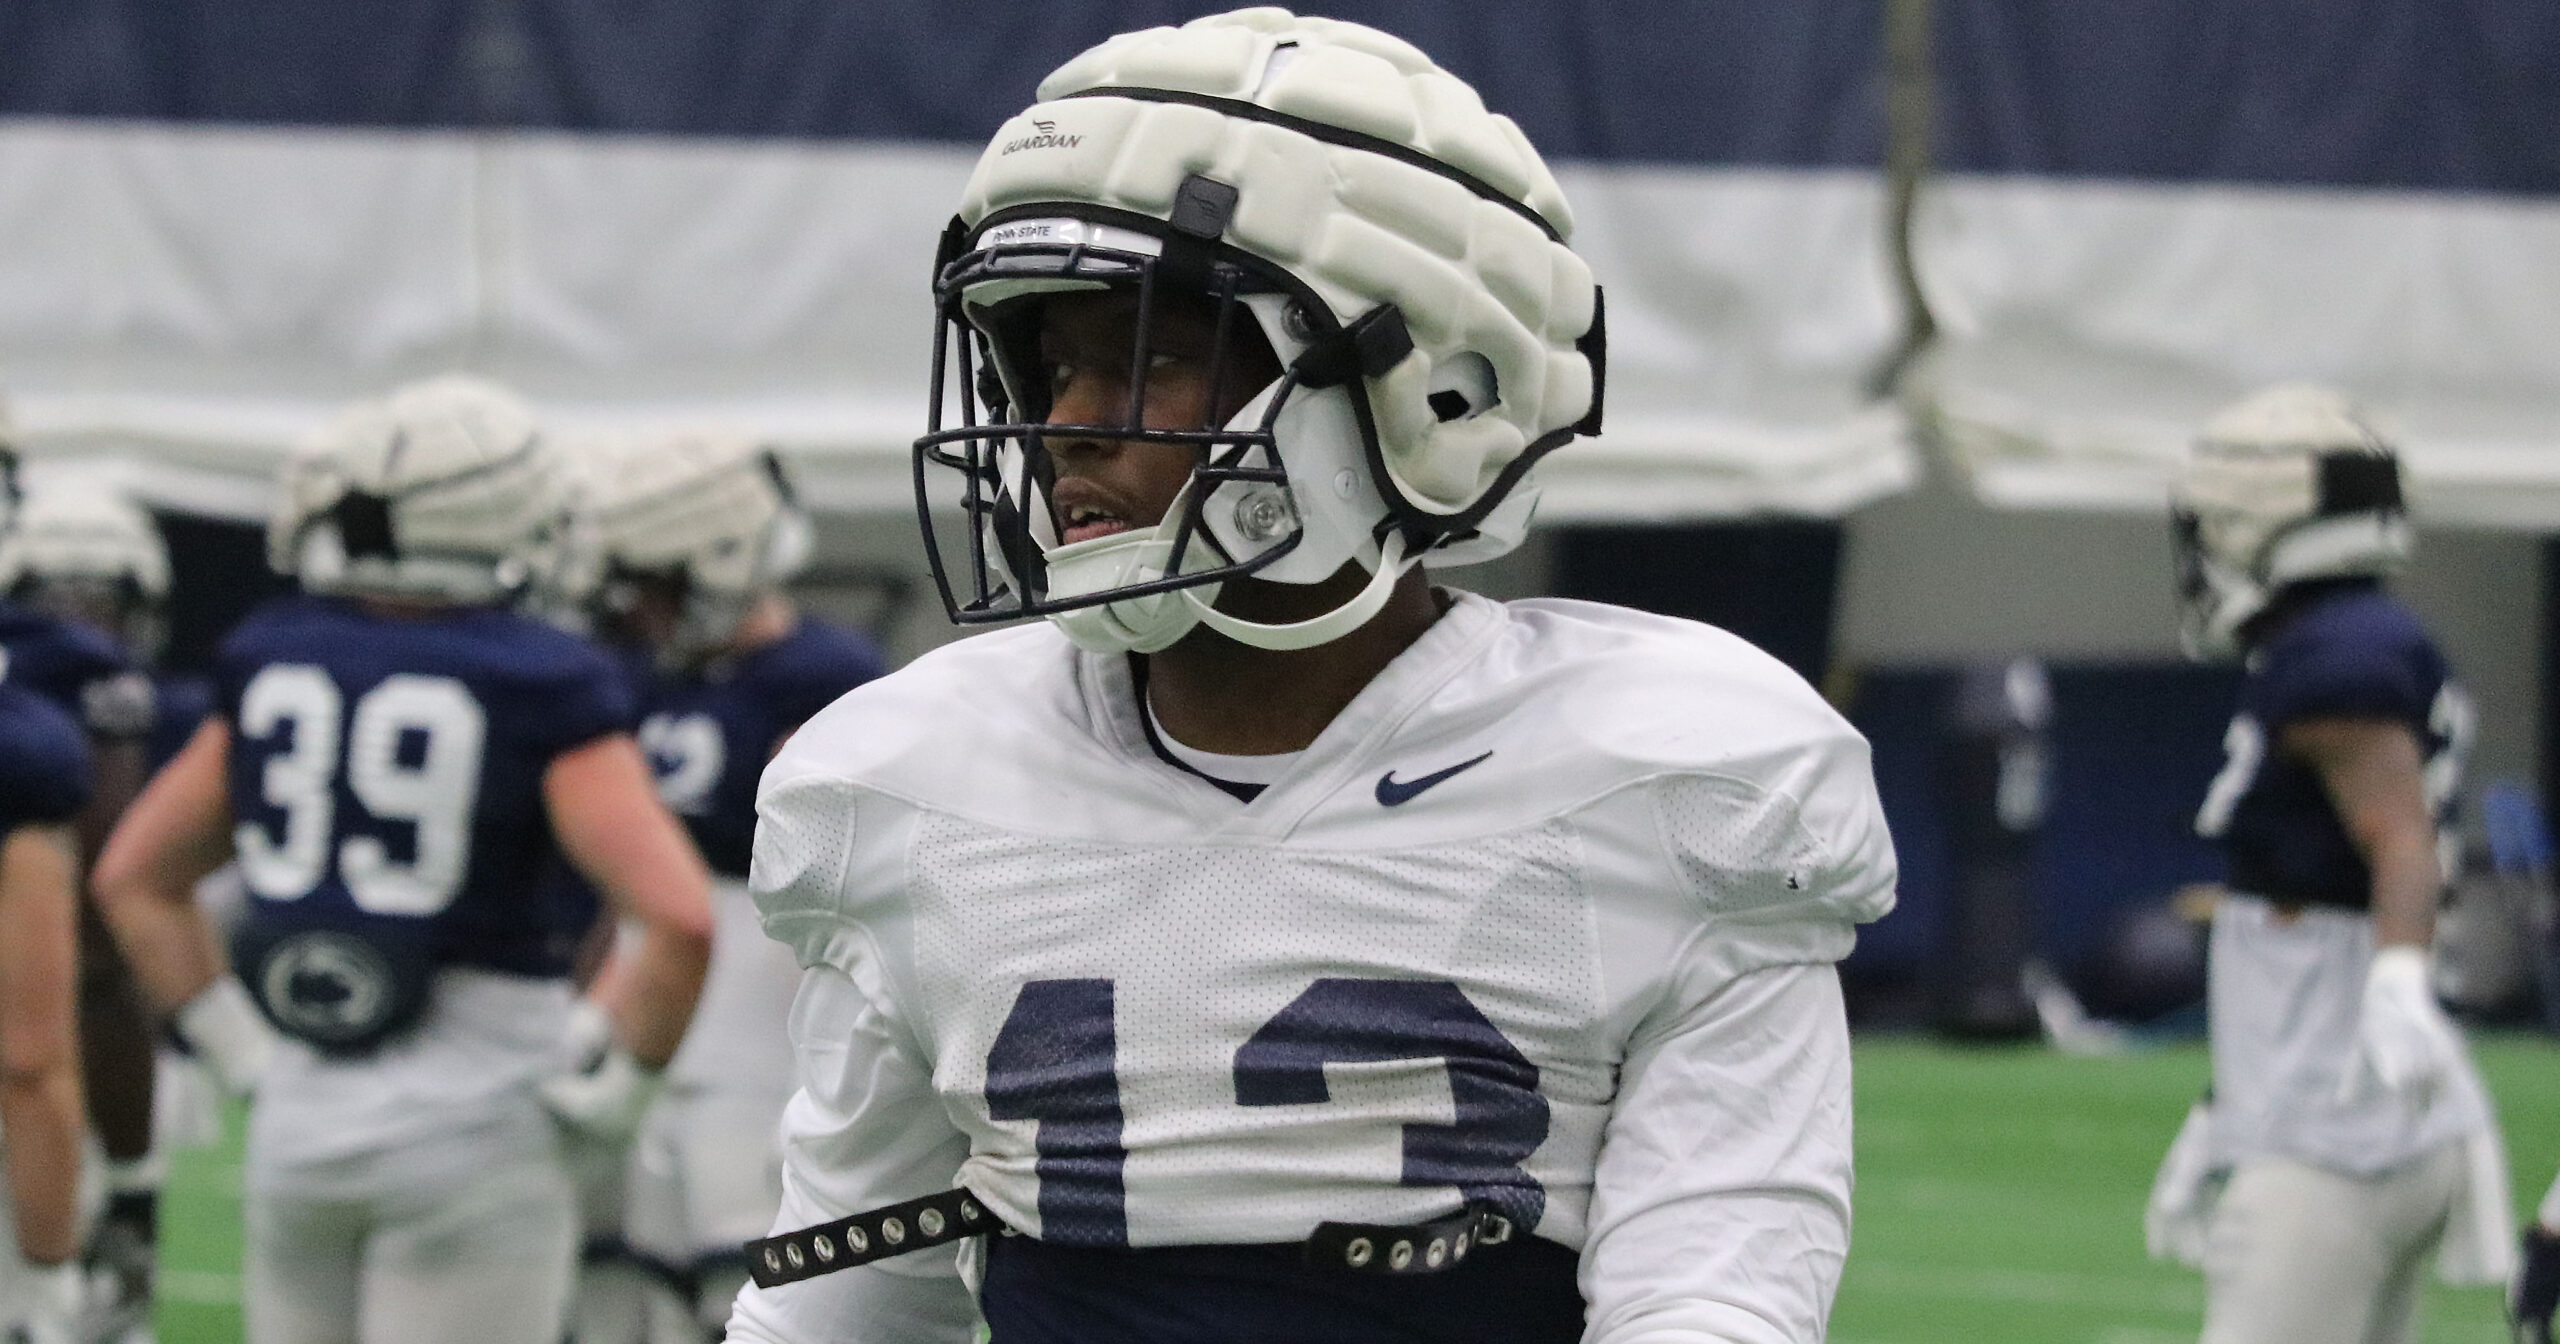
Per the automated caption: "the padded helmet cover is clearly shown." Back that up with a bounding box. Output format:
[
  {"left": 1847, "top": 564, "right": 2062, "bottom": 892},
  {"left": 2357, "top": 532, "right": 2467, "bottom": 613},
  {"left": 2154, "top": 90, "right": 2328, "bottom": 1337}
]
[
  {"left": 271, "top": 374, "right": 565, "bottom": 605},
  {"left": 2172, "top": 382, "right": 2411, "bottom": 658},
  {"left": 958, "top": 8, "right": 1597, "bottom": 519}
]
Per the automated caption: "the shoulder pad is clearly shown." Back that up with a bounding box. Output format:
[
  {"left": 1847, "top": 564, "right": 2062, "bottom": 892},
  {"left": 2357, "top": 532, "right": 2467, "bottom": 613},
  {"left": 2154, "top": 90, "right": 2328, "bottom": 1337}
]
[{"left": 768, "top": 625, "right": 1081, "bottom": 811}]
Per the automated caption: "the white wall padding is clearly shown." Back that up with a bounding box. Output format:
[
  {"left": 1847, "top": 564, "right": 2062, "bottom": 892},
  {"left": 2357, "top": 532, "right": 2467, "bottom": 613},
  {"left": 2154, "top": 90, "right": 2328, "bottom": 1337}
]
[
  {"left": 0, "top": 118, "right": 1912, "bottom": 523},
  {"left": 1912, "top": 174, "right": 2560, "bottom": 527}
]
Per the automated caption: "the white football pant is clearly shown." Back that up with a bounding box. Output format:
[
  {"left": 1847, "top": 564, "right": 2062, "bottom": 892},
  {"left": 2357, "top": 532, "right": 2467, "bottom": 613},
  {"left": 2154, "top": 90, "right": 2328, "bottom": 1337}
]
[
  {"left": 626, "top": 1085, "right": 787, "bottom": 1339},
  {"left": 245, "top": 1155, "right": 577, "bottom": 1344},
  {"left": 568, "top": 1089, "right": 788, "bottom": 1344},
  {"left": 2200, "top": 1141, "right": 2464, "bottom": 1344}
]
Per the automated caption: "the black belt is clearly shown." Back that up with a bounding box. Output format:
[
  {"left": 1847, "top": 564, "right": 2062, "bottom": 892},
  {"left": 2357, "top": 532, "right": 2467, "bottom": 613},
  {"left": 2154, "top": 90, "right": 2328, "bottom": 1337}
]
[
  {"left": 746, "top": 1192, "right": 1516, "bottom": 1290},
  {"left": 748, "top": 1189, "right": 996, "bottom": 1288}
]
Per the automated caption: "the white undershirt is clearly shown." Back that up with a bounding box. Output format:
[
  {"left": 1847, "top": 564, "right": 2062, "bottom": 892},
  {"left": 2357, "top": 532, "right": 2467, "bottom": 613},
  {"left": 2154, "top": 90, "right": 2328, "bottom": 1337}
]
[{"left": 1145, "top": 702, "right": 1303, "bottom": 791}]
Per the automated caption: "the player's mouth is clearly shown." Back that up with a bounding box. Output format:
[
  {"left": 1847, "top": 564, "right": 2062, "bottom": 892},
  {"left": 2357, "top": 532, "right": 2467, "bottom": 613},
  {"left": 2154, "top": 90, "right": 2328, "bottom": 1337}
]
[
  {"left": 1060, "top": 502, "right": 1133, "bottom": 545},
  {"left": 1051, "top": 480, "right": 1147, "bottom": 545}
]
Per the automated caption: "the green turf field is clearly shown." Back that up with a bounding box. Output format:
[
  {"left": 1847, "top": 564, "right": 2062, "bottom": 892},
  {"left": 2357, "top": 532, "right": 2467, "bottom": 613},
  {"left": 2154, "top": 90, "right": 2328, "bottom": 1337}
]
[{"left": 152, "top": 1034, "right": 2560, "bottom": 1342}]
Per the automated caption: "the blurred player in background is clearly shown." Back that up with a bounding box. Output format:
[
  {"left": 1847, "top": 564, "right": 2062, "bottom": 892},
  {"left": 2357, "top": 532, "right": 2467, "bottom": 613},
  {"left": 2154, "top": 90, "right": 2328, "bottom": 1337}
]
[
  {"left": 566, "top": 432, "right": 881, "bottom": 1342},
  {"left": 2164, "top": 384, "right": 2508, "bottom": 1343},
  {"left": 0, "top": 586, "right": 97, "bottom": 1344},
  {"left": 728, "top": 11, "right": 1895, "bottom": 1342},
  {"left": 0, "top": 480, "right": 217, "bottom": 775},
  {"left": 0, "top": 445, "right": 171, "bottom": 1344},
  {"left": 91, "top": 375, "right": 715, "bottom": 1344}
]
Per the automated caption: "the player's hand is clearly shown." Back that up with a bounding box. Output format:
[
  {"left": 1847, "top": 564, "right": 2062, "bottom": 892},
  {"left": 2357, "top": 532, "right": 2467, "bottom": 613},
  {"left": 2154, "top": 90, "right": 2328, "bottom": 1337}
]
[
  {"left": 538, "top": 999, "right": 662, "bottom": 1144},
  {"left": 173, "top": 977, "right": 279, "bottom": 1098},
  {"left": 2515, "top": 1224, "right": 2560, "bottom": 1344},
  {"left": 2337, "top": 945, "right": 2462, "bottom": 1105},
  {"left": 2144, "top": 1099, "right": 2218, "bottom": 1267}
]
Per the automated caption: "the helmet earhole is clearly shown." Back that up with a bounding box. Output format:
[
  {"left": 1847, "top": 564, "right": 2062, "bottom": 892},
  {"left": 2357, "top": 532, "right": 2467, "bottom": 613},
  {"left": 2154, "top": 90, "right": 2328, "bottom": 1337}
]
[{"left": 1424, "top": 352, "right": 1498, "bottom": 422}]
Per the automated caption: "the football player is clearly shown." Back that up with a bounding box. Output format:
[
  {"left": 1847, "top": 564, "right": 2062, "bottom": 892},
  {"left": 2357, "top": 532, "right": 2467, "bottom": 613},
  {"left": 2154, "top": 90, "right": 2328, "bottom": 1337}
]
[
  {"left": 0, "top": 675, "right": 95, "bottom": 1343},
  {"left": 2167, "top": 384, "right": 2508, "bottom": 1343},
  {"left": 91, "top": 375, "right": 716, "bottom": 1344},
  {"left": 726, "top": 11, "right": 1897, "bottom": 1343},
  {"left": 568, "top": 431, "right": 883, "bottom": 1343},
  {"left": 0, "top": 455, "right": 171, "bottom": 1344}
]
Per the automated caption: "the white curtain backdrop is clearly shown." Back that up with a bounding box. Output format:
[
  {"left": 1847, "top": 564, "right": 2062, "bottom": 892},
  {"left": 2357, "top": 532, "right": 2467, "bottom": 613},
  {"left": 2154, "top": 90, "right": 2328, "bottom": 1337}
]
[
  {"left": 1911, "top": 173, "right": 2560, "bottom": 527},
  {"left": 0, "top": 118, "right": 1915, "bottom": 524}
]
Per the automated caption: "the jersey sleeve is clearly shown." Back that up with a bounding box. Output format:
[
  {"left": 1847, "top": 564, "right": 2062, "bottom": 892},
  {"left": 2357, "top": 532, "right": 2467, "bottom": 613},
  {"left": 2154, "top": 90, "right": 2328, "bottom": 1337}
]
[
  {"left": 2256, "top": 621, "right": 2434, "bottom": 728},
  {"left": 727, "top": 770, "right": 978, "bottom": 1343},
  {"left": 1648, "top": 721, "right": 1898, "bottom": 977},
  {"left": 1581, "top": 960, "right": 1854, "bottom": 1344},
  {"left": 768, "top": 629, "right": 886, "bottom": 732},
  {"left": 523, "top": 648, "right": 641, "bottom": 757},
  {"left": 0, "top": 693, "right": 95, "bottom": 829}
]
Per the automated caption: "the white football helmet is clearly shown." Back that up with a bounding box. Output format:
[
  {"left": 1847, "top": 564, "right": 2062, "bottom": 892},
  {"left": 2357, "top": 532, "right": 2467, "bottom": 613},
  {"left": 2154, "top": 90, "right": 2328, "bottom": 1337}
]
[
  {"left": 270, "top": 375, "right": 566, "bottom": 605},
  {"left": 578, "top": 430, "right": 811, "bottom": 667},
  {"left": 913, "top": 7, "right": 1605, "bottom": 654},
  {"left": 0, "top": 478, "right": 172, "bottom": 659},
  {"left": 2173, "top": 383, "right": 2411, "bottom": 659}
]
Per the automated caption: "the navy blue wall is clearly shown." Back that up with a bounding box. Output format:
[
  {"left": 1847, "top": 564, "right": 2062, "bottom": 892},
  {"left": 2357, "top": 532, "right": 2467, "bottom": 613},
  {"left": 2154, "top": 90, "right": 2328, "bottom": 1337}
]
[
  {"left": 0, "top": 1, "right": 1884, "bottom": 166},
  {"left": 1933, "top": 0, "right": 2560, "bottom": 193},
  {"left": 1846, "top": 664, "right": 2240, "bottom": 1006},
  {"left": 14, "top": 2, "right": 2555, "bottom": 191}
]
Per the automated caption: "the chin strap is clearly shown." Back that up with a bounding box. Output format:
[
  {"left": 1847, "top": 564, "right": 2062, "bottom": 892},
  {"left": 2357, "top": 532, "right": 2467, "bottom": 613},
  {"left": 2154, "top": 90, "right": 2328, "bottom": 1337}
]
[{"left": 1180, "top": 532, "right": 1411, "bottom": 651}]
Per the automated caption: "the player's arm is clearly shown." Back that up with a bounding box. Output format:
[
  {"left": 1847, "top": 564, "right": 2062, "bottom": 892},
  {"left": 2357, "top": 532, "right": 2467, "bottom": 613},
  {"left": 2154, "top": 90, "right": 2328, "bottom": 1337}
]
[
  {"left": 2281, "top": 715, "right": 2438, "bottom": 948},
  {"left": 2283, "top": 713, "right": 2463, "bottom": 1101},
  {"left": 1587, "top": 730, "right": 1896, "bottom": 1343},
  {"left": 0, "top": 820, "right": 86, "bottom": 1264},
  {"left": 89, "top": 720, "right": 237, "bottom": 1012},
  {"left": 722, "top": 955, "right": 977, "bottom": 1344},
  {"left": 88, "top": 719, "right": 275, "bottom": 1094},
  {"left": 724, "top": 772, "right": 975, "bottom": 1343},
  {"left": 1581, "top": 952, "right": 1857, "bottom": 1344},
  {"left": 546, "top": 734, "right": 713, "bottom": 1067}
]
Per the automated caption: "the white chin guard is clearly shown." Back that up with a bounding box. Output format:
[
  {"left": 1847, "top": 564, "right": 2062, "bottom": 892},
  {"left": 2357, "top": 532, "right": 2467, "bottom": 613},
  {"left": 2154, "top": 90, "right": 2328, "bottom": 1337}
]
[
  {"left": 1044, "top": 529, "right": 1225, "bottom": 655},
  {"left": 1042, "top": 526, "right": 1414, "bottom": 656}
]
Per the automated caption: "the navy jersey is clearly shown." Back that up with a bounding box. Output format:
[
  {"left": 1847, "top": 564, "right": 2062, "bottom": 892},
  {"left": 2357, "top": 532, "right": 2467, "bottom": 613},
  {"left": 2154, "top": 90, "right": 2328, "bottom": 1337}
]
[
  {"left": 2195, "top": 581, "right": 2470, "bottom": 909},
  {"left": 216, "top": 596, "right": 636, "bottom": 1012},
  {"left": 636, "top": 618, "right": 882, "bottom": 878},
  {"left": 147, "top": 673, "right": 217, "bottom": 772},
  {"left": 0, "top": 599, "right": 154, "bottom": 739},
  {"left": 0, "top": 684, "right": 93, "bottom": 831}
]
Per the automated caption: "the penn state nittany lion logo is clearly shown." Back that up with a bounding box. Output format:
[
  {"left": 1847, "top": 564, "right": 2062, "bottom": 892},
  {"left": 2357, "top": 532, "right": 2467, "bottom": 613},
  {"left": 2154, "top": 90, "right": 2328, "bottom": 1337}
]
[{"left": 256, "top": 930, "right": 397, "bottom": 1047}]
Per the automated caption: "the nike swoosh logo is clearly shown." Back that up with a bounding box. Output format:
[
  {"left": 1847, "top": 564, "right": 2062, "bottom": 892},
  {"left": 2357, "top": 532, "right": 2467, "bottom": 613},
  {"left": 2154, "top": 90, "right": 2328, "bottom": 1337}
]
[{"left": 1375, "top": 752, "right": 1493, "bottom": 807}]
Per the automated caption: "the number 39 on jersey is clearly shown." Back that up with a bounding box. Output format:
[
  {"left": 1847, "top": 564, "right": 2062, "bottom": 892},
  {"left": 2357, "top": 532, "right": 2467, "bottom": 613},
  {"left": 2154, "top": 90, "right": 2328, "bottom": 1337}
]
[{"left": 237, "top": 665, "right": 487, "bottom": 915}]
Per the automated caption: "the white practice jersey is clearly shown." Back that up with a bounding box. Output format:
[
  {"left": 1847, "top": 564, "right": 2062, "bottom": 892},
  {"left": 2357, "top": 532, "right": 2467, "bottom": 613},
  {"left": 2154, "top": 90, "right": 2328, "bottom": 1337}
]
[{"left": 729, "top": 594, "right": 1897, "bottom": 1343}]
